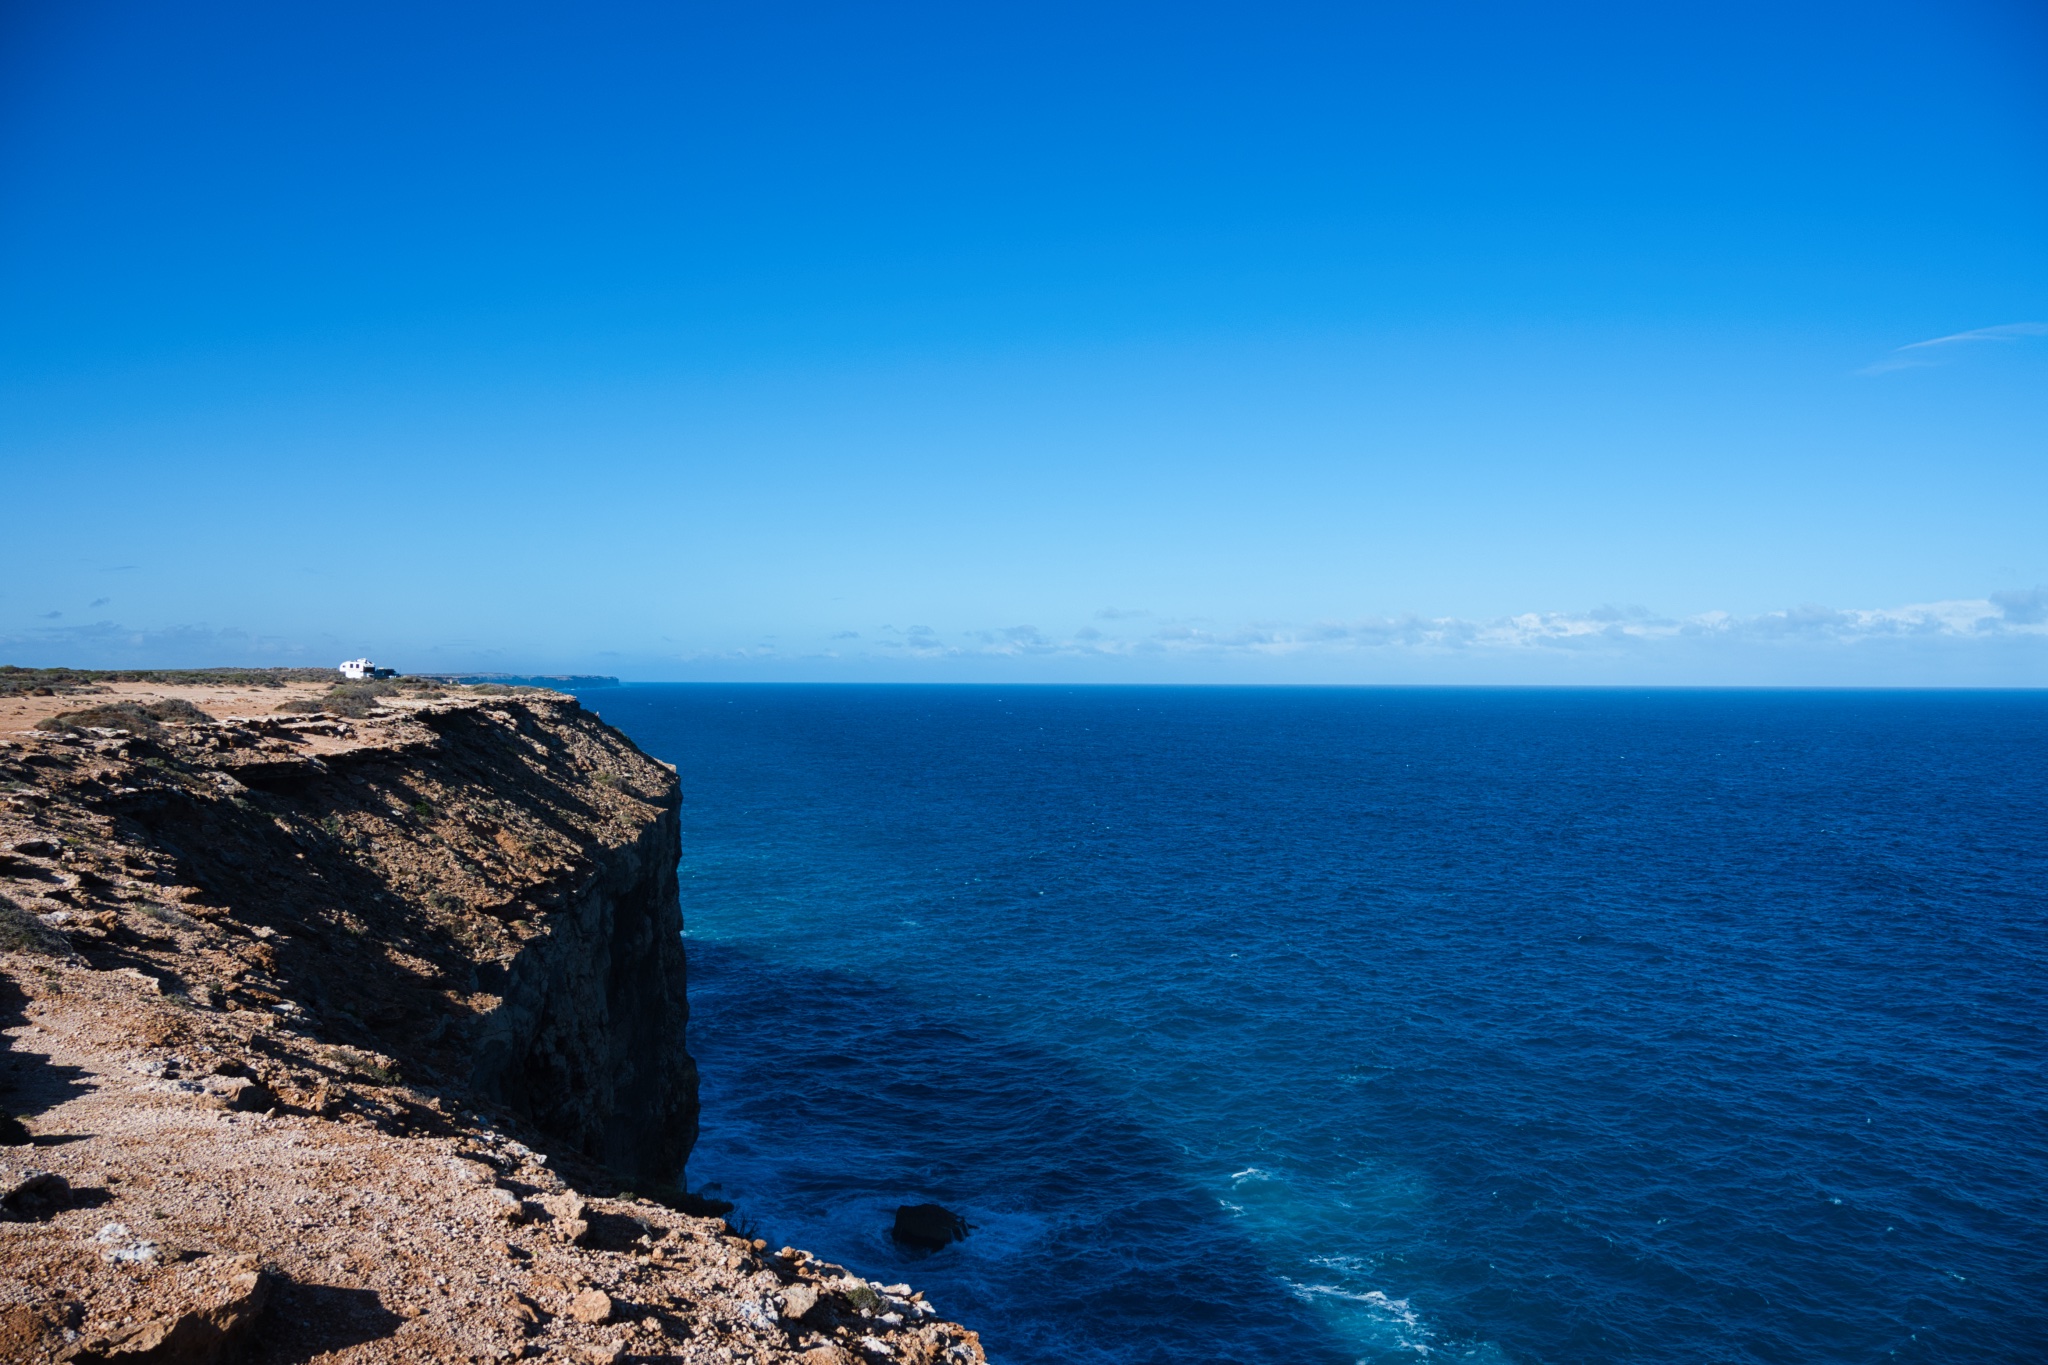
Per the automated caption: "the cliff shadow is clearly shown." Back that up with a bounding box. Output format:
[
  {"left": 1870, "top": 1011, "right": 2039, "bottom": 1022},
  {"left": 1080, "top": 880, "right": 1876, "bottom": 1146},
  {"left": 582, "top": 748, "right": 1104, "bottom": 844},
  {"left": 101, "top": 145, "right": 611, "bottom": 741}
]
[
  {"left": 683, "top": 940, "right": 1353, "bottom": 1365},
  {"left": 245, "top": 1279, "right": 404, "bottom": 1364},
  {"left": 0, "top": 964, "right": 95, "bottom": 1133}
]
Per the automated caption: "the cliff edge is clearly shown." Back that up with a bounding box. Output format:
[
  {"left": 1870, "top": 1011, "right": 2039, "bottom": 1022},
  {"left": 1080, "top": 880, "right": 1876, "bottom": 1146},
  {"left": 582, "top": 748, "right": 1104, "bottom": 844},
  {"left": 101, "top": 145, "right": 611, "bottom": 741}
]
[{"left": 0, "top": 676, "right": 985, "bottom": 1365}]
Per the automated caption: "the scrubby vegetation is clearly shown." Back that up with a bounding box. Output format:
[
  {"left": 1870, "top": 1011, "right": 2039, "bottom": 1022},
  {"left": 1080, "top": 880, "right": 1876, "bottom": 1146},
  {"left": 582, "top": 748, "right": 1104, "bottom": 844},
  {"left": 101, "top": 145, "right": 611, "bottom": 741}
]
[
  {"left": 273, "top": 677, "right": 445, "bottom": 718},
  {"left": 329, "top": 678, "right": 443, "bottom": 716},
  {"left": 0, "top": 893, "right": 70, "bottom": 956},
  {"left": 0, "top": 666, "right": 335, "bottom": 698},
  {"left": 41, "top": 698, "right": 216, "bottom": 733}
]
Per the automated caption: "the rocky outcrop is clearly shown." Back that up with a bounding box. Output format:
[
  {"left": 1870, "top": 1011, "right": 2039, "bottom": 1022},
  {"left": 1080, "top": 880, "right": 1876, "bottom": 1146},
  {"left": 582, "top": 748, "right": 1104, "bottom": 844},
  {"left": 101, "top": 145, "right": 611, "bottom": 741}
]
[
  {"left": 63, "top": 1252, "right": 269, "bottom": 1364},
  {"left": 470, "top": 785, "right": 696, "bottom": 1185},
  {"left": 0, "top": 691, "right": 699, "bottom": 1187},
  {"left": 0, "top": 680, "right": 985, "bottom": 1365}
]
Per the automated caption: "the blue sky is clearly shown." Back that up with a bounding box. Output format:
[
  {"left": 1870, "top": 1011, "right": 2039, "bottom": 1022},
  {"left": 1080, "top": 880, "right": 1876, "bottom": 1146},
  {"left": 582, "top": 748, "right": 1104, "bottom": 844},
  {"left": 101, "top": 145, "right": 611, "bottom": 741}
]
[{"left": 3, "top": 1, "right": 2045, "bottom": 683}]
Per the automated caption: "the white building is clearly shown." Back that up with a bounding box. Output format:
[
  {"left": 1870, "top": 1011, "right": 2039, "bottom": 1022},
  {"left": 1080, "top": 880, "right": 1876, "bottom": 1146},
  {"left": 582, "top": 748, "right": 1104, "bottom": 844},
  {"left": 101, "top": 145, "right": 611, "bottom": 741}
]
[{"left": 339, "top": 658, "right": 395, "bottom": 680}]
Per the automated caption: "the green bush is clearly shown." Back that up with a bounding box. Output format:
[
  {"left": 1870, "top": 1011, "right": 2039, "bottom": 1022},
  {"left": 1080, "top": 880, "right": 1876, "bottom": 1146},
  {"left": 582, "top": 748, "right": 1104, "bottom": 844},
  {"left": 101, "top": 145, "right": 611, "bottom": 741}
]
[
  {"left": 320, "top": 681, "right": 402, "bottom": 718},
  {"left": 41, "top": 698, "right": 216, "bottom": 733},
  {"left": 1, "top": 666, "right": 334, "bottom": 697}
]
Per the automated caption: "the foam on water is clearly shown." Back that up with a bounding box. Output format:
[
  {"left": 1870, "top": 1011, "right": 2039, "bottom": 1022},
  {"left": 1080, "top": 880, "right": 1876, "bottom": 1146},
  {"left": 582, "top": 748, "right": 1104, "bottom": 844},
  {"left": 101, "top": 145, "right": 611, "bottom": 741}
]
[{"left": 590, "top": 685, "right": 2048, "bottom": 1364}]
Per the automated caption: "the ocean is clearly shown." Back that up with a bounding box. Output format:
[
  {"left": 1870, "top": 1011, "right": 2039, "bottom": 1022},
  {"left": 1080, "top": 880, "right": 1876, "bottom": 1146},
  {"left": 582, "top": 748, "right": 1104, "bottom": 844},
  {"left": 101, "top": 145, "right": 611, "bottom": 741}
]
[{"left": 584, "top": 685, "right": 2047, "bottom": 1364}]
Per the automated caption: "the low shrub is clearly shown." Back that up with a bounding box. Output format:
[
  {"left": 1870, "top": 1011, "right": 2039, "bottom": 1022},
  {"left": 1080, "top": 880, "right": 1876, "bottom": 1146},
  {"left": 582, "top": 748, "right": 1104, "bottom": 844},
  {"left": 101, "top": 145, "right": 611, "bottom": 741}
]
[
  {"left": 336, "top": 1050, "right": 402, "bottom": 1086},
  {"left": 1, "top": 666, "right": 334, "bottom": 697},
  {"left": 42, "top": 703, "right": 155, "bottom": 733},
  {"left": 321, "top": 681, "right": 402, "bottom": 718},
  {"left": 140, "top": 902, "right": 197, "bottom": 929},
  {"left": 41, "top": 698, "right": 215, "bottom": 733},
  {"left": 0, "top": 895, "right": 70, "bottom": 956},
  {"left": 143, "top": 697, "right": 212, "bottom": 723}
]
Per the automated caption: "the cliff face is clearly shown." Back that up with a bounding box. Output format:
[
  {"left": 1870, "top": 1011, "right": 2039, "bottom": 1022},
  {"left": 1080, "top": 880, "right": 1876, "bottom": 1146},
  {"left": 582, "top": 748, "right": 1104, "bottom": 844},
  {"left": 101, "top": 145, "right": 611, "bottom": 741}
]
[
  {"left": 0, "top": 680, "right": 988, "bottom": 1365},
  {"left": 2, "top": 689, "right": 700, "bottom": 1184},
  {"left": 472, "top": 783, "right": 697, "bottom": 1183}
]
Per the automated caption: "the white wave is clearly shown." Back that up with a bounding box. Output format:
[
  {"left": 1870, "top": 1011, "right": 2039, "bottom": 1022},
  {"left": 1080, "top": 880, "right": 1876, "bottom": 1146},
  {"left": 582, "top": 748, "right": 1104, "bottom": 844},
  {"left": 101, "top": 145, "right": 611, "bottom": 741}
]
[
  {"left": 1309, "top": 1252, "right": 1383, "bottom": 1276},
  {"left": 1286, "top": 1280, "right": 1435, "bottom": 1356}
]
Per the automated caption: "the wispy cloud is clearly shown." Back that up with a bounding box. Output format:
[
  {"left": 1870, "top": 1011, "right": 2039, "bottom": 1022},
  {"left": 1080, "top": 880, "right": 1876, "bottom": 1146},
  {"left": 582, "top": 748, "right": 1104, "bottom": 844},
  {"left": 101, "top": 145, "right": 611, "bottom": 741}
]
[
  {"left": 0, "top": 618, "right": 335, "bottom": 668},
  {"left": 805, "top": 593, "right": 2048, "bottom": 667},
  {"left": 13, "top": 595, "right": 2045, "bottom": 681},
  {"left": 1862, "top": 322, "right": 2048, "bottom": 374}
]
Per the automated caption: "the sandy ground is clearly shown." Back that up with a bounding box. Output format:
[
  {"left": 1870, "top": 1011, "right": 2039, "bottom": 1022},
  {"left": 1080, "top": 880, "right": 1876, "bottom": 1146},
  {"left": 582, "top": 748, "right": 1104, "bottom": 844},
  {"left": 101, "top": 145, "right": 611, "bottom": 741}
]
[{"left": 0, "top": 682, "right": 335, "bottom": 739}]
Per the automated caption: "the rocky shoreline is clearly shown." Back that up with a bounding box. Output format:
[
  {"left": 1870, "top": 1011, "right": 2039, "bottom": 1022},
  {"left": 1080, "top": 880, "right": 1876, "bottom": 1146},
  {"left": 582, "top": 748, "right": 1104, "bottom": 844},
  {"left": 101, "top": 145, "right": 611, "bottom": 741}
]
[{"left": 0, "top": 676, "right": 985, "bottom": 1365}]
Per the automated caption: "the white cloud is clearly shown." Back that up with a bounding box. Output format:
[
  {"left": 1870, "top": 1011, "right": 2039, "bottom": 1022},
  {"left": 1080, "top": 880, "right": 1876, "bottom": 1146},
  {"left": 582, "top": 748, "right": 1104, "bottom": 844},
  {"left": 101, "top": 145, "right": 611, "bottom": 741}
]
[
  {"left": 0, "top": 618, "right": 337, "bottom": 668},
  {"left": 803, "top": 592, "right": 2048, "bottom": 668},
  {"left": 1862, "top": 322, "right": 2048, "bottom": 374},
  {"left": 11, "top": 592, "right": 2045, "bottom": 683}
]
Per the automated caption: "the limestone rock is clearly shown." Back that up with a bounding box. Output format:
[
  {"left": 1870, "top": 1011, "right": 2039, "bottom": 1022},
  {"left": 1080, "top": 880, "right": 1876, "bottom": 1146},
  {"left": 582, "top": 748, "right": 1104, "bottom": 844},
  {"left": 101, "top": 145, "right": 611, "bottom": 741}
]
[
  {"left": 541, "top": 1190, "right": 590, "bottom": 1244},
  {"left": 566, "top": 1287, "right": 613, "bottom": 1324},
  {"left": 486, "top": 1186, "right": 533, "bottom": 1222},
  {"left": 208, "top": 1077, "right": 272, "bottom": 1113},
  {"left": 1, "top": 1168, "right": 70, "bottom": 1220},
  {"left": 63, "top": 1252, "right": 269, "bottom": 1364},
  {"left": 0, "top": 689, "right": 994, "bottom": 1365}
]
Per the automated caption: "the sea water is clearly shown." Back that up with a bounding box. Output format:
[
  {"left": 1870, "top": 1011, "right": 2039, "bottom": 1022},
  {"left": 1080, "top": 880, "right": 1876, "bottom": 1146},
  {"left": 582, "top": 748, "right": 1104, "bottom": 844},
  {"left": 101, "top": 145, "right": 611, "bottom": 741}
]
[{"left": 584, "top": 685, "right": 2046, "bottom": 1364}]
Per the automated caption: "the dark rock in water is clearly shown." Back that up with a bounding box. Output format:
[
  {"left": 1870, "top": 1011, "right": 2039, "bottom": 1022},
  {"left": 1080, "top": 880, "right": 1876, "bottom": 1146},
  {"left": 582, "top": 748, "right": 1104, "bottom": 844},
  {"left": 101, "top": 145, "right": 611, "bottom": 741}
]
[{"left": 891, "top": 1203, "right": 969, "bottom": 1251}]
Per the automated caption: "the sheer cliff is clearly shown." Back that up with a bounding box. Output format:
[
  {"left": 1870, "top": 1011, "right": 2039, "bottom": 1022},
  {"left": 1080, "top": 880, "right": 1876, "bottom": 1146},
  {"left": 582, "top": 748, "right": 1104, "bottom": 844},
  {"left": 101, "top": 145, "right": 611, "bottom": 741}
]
[
  {"left": 0, "top": 678, "right": 984, "bottom": 1365},
  {"left": 3, "top": 690, "right": 701, "bottom": 1186}
]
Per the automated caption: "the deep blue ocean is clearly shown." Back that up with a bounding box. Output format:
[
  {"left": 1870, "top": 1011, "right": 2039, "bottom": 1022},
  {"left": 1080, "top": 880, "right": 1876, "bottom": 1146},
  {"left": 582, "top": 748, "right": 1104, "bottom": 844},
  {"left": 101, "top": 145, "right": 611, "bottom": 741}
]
[{"left": 585, "top": 685, "right": 2047, "bottom": 1364}]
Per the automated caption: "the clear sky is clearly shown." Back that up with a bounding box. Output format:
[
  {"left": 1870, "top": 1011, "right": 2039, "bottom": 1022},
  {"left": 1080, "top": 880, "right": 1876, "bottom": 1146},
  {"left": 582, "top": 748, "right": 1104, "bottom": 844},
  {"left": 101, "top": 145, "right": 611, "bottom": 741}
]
[{"left": 3, "top": 1, "right": 2045, "bottom": 683}]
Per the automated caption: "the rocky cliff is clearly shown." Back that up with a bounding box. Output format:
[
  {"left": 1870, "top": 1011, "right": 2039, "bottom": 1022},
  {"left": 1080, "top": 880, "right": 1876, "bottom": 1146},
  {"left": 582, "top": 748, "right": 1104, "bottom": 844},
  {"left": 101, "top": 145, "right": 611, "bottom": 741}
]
[
  {"left": 5, "top": 690, "right": 701, "bottom": 1188},
  {"left": 0, "top": 677, "right": 985, "bottom": 1365}
]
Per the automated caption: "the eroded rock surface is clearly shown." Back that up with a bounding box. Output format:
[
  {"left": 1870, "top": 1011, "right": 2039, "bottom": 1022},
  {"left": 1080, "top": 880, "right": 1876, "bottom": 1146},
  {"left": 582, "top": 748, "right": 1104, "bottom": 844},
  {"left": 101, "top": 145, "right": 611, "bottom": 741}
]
[{"left": 0, "top": 682, "right": 986, "bottom": 1365}]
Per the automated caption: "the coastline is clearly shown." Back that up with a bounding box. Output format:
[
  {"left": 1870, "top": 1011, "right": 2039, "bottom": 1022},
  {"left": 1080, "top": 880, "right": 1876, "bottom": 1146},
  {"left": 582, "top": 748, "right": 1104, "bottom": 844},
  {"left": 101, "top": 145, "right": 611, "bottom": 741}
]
[{"left": 0, "top": 673, "right": 985, "bottom": 1364}]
